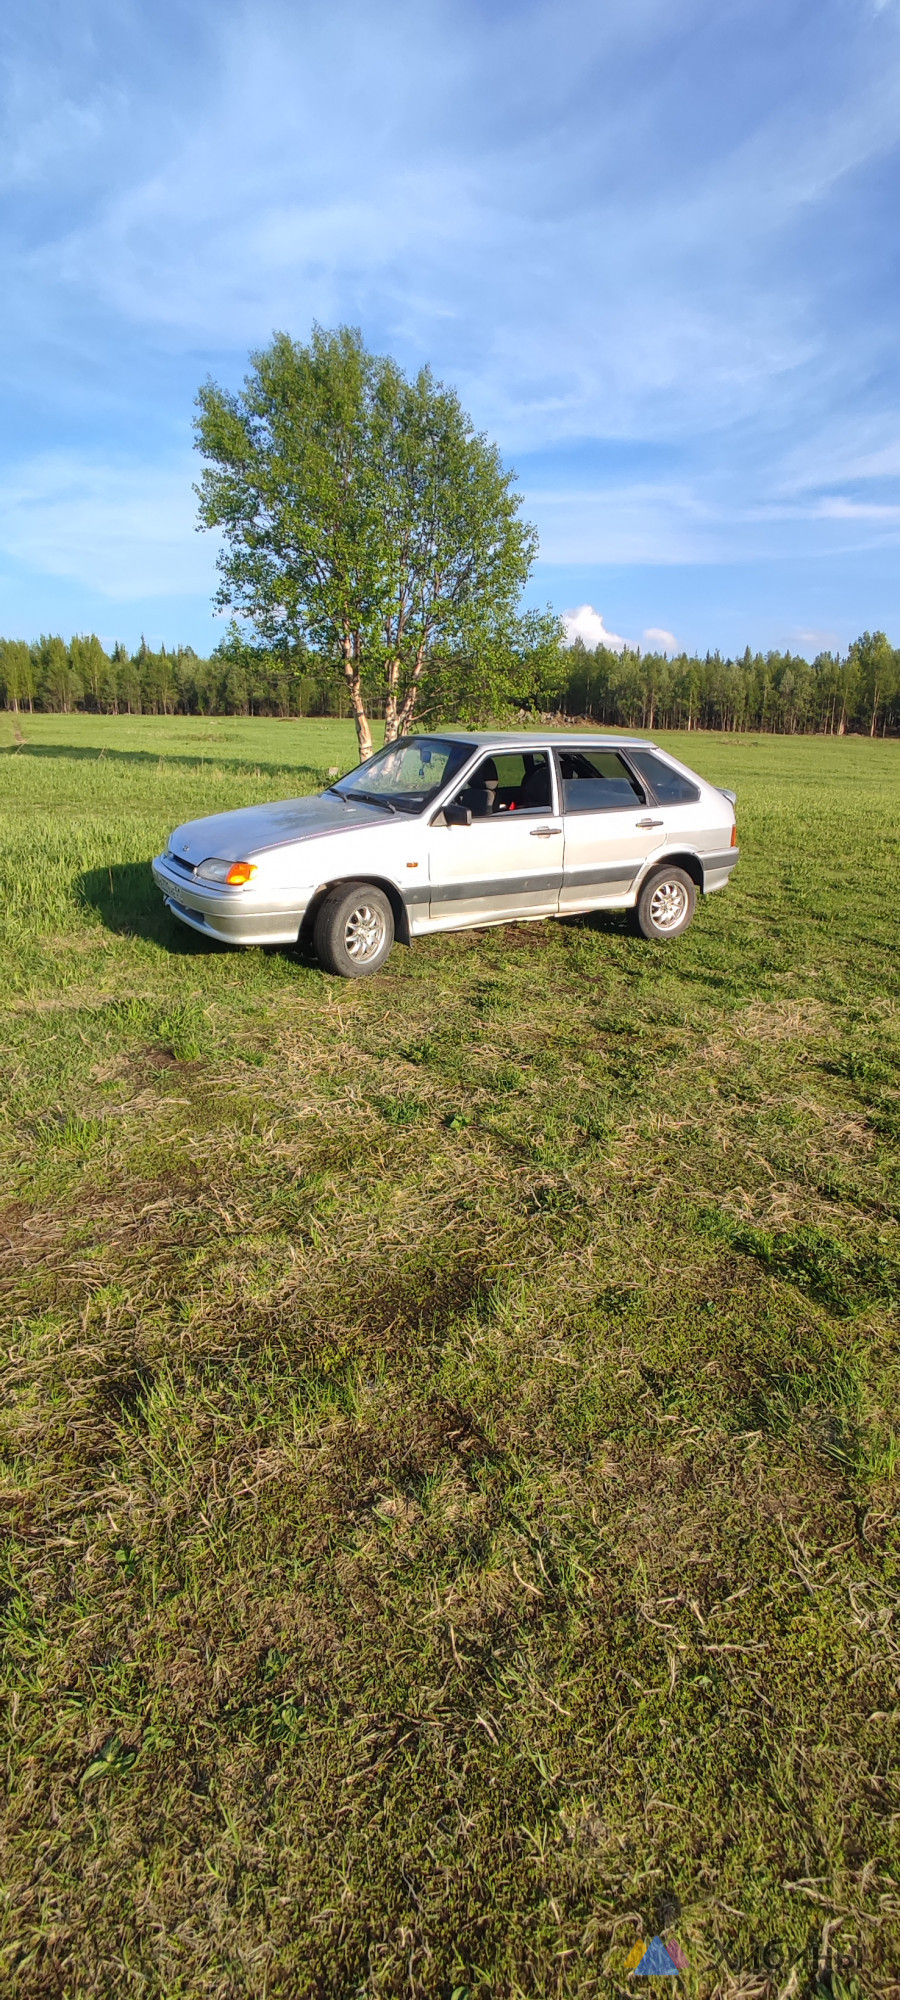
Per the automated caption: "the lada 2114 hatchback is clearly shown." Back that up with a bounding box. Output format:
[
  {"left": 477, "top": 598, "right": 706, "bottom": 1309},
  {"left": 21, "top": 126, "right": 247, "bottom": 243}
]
[{"left": 151, "top": 732, "right": 739, "bottom": 977}]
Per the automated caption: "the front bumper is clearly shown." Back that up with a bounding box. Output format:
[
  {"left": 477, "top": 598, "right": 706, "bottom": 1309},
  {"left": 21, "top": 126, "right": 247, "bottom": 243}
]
[{"left": 151, "top": 855, "right": 312, "bottom": 946}]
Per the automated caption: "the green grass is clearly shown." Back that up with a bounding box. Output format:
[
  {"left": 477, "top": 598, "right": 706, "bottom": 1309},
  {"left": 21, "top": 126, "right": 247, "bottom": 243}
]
[{"left": 1, "top": 711, "right": 899, "bottom": 1998}]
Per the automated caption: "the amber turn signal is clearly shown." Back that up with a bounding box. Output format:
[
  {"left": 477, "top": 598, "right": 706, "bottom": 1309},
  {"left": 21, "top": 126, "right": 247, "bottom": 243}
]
[
  {"left": 225, "top": 861, "right": 257, "bottom": 886},
  {"left": 730, "top": 823, "right": 738, "bottom": 847}
]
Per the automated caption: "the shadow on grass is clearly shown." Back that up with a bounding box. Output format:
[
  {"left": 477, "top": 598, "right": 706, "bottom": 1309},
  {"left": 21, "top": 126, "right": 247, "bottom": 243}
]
[
  {"left": 77, "top": 861, "right": 224, "bottom": 953},
  {"left": 559, "top": 908, "right": 635, "bottom": 938},
  {"left": 2, "top": 741, "right": 331, "bottom": 785},
  {"left": 80, "top": 858, "right": 644, "bottom": 970},
  {"left": 77, "top": 861, "right": 320, "bottom": 969}
]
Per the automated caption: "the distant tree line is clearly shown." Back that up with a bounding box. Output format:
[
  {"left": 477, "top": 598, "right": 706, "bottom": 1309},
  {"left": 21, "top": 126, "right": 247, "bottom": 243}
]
[
  {"left": 2, "top": 625, "right": 899, "bottom": 736},
  {"left": 0, "top": 631, "right": 337, "bottom": 721},
  {"left": 556, "top": 630, "right": 900, "bottom": 737}
]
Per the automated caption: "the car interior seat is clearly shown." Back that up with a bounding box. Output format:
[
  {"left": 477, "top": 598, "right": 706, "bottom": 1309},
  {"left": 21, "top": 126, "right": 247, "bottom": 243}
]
[
  {"left": 517, "top": 758, "right": 551, "bottom": 809},
  {"left": 458, "top": 757, "right": 499, "bottom": 818}
]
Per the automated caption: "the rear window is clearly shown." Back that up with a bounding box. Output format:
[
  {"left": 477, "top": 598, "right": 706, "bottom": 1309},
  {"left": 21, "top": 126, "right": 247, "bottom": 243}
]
[
  {"left": 557, "top": 749, "right": 646, "bottom": 814},
  {"left": 627, "top": 750, "right": 700, "bottom": 805}
]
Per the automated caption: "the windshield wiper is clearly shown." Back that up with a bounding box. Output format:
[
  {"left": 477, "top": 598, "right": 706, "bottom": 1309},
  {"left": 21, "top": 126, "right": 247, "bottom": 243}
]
[{"left": 352, "top": 791, "right": 397, "bottom": 814}]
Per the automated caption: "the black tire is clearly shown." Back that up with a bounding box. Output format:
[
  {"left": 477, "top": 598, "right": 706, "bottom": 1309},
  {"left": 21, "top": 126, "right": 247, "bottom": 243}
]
[
  {"left": 632, "top": 865, "right": 696, "bottom": 940},
  {"left": 313, "top": 882, "right": 395, "bottom": 977}
]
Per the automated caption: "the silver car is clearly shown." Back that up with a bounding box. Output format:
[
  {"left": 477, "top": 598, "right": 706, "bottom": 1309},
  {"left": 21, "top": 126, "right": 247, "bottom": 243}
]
[{"left": 151, "top": 732, "right": 739, "bottom": 977}]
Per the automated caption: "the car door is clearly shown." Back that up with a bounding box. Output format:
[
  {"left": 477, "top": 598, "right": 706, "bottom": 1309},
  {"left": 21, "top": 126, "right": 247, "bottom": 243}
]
[
  {"left": 554, "top": 748, "right": 667, "bottom": 910},
  {"left": 426, "top": 750, "right": 563, "bottom": 925},
  {"left": 624, "top": 747, "right": 708, "bottom": 850}
]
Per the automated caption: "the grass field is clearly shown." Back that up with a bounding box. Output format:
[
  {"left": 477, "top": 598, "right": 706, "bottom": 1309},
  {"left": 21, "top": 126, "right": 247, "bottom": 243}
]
[{"left": 1, "top": 712, "right": 899, "bottom": 1999}]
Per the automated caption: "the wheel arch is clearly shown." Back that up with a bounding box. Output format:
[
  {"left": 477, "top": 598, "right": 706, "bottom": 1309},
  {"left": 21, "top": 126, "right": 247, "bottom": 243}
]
[
  {"left": 634, "top": 849, "right": 704, "bottom": 897},
  {"left": 301, "top": 875, "right": 411, "bottom": 946}
]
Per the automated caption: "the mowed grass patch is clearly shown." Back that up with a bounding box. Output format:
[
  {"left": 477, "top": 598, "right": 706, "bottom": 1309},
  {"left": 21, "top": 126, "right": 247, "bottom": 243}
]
[{"left": 1, "top": 712, "right": 899, "bottom": 1998}]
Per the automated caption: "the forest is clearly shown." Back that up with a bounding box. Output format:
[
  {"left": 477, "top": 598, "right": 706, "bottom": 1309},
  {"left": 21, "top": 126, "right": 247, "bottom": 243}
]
[{"left": 1, "top": 625, "right": 899, "bottom": 736}]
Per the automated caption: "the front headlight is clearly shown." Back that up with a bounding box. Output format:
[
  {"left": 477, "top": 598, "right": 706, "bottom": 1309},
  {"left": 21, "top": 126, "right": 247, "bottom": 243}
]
[{"left": 196, "top": 857, "right": 258, "bottom": 885}]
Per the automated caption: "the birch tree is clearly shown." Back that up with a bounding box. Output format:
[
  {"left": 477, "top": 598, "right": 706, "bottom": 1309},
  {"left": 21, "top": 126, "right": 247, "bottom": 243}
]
[{"left": 194, "top": 325, "right": 548, "bottom": 760}]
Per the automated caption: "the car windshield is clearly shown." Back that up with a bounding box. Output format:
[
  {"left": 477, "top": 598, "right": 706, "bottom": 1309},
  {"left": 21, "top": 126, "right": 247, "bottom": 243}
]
[{"left": 332, "top": 737, "right": 474, "bottom": 815}]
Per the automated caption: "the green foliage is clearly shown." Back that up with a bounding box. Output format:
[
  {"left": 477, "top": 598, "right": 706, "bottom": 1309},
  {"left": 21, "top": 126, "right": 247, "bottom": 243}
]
[
  {"left": 549, "top": 630, "right": 900, "bottom": 734},
  {"left": 194, "top": 324, "right": 555, "bottom": 753},
  {"left": 0, "top": 637, "right": 34, "bottom": 711},
  {"left": 36, "top": 633, "right": 82, "bottom": 714},
  {"left": 3, "top": 623, "right": 900, "bottom": 734},
  {"left": 0, "top": 630, "right": 343, "bottom": 720}
]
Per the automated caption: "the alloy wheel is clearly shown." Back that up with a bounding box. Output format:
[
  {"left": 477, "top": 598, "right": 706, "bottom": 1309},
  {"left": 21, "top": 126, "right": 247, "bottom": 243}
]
[
  {"left": 648, "top": 878, "right": 689, "bottom": 931},
  {"left": 344, "top": 902, "right": 387, "bottom": 961}
]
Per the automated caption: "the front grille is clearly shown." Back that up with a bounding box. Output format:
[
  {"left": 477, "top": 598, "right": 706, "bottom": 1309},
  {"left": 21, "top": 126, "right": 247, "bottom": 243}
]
[{"left": 167, "top": 852, "right": 196, "bottom": 876}]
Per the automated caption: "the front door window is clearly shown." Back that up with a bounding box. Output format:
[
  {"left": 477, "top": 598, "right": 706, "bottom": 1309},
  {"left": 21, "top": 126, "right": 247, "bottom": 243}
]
[
  {"left": 426, "top": 750, "right": 562, "bottom": 924},
  {"left": 455, "top": 750, "right": 553, "bottom": 819}
]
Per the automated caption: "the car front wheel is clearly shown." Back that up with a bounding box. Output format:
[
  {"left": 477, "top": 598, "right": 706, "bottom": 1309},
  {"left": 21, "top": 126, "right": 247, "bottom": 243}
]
[
  {"left": 313, "top": 882, "right": 395, "bottom": 976},
  {"left": 632, "top": 866, "right": 696, "bottom": 940}
]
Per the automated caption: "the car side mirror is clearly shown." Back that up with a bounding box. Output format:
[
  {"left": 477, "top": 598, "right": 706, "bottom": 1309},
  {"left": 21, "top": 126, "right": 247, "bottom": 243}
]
[{"left": 443, "top": 803, "right": 472, "bottom": 827}]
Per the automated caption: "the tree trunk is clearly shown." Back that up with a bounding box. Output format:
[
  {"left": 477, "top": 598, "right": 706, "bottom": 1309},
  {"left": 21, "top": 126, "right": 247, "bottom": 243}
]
[
  {"left": 341, "top": 629, "right": 372, "bottom": 760},
  {"left": 395, "top": 642, "right": 428, "bottom": 737},
  {"left": 383, "top": 656, "right": 401, "bottom": 743},
  {"left": 870, "top": 683, "right": 879, "bottom": 738}
]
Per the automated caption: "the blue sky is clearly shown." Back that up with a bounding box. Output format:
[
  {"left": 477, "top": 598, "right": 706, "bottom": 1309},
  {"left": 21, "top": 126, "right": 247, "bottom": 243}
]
[{"left": 2, "top": 0, "right": 900, "bottom": 658}]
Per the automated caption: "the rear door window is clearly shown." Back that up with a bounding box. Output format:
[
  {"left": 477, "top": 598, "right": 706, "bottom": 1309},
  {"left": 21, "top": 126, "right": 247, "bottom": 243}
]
[
  {"left": 556, "top": 749, "right": 646, "bottom": 814},
  {"left": 627, "top": 750, "right": 700, "bottom": 805}
]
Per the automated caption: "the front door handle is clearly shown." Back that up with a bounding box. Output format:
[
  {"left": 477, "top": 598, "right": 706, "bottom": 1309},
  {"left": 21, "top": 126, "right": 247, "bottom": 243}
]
[
  {"left": 530, "top": 826, "right": 562, "bottom": 837},
  {"left": 636, "top": 817, "right": 663, "bottom": 828}
]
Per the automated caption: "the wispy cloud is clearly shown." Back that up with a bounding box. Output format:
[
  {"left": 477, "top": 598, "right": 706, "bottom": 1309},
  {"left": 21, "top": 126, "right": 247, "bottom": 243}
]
[
  {"left": 2, "top": 0, "right": 900, "bottom": 645},
  {"left": 814, "top": 497, "right": 900, "bottom": 521},
  {"left": 0, "top": 453, "right": 215, "bottom": 599}
]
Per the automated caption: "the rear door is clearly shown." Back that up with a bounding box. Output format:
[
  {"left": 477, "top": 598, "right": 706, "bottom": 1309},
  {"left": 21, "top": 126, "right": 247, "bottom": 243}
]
[
  {"left": 426, "top": 749, "right": 563, "bottom": 925},
  {"left": 625, "top": 748, "right": 706, "bottom": 850},
  {"left": 554, "top": 748, "right": 666, "bottom": 910}
]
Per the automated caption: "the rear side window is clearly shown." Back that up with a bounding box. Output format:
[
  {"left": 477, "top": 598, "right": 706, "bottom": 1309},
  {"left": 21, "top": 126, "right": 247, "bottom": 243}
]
[
  {"left": 557, "top": 749, "right": 646, "bottom": 814},
  {"left": 628, "top": 750, "right": 700, "bottom": 805}
]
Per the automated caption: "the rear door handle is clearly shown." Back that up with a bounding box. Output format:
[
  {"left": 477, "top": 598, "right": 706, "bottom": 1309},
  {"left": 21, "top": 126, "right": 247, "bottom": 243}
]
[
  {"left": 530, "top": 826, "right": 562, "bottom": 837},
  {"left": 636, "top": 817, "right": 663, "bottom": 828}
]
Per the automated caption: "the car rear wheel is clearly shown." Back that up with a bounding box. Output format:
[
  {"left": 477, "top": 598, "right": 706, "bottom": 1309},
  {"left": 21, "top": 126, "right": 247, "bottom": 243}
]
[
  {"left": 632, "top": 866, "right": 696, "bottom": 940},
  {"left": 313, "top": 882, "right": 395, "bottom": 976}
]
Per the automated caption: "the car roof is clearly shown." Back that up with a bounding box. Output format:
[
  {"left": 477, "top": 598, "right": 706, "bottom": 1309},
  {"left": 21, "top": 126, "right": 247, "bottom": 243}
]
[{"left": 437, "top": 730, "right": 658, "bottom": 750}]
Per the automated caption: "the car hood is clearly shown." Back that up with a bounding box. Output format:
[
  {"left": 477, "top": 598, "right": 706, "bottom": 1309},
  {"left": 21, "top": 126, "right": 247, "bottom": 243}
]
[{"left": 167, "top": 791, "right": 397, "bottom": 865}]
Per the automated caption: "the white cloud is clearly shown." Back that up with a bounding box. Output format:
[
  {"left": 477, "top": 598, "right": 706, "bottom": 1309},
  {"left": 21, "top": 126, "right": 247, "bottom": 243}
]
[
  {"left": 562, "top": 604, "right": 626, "bottom": 651},
  {"left": 644, "top": 627, "right": 677, "bottom": 651}
]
